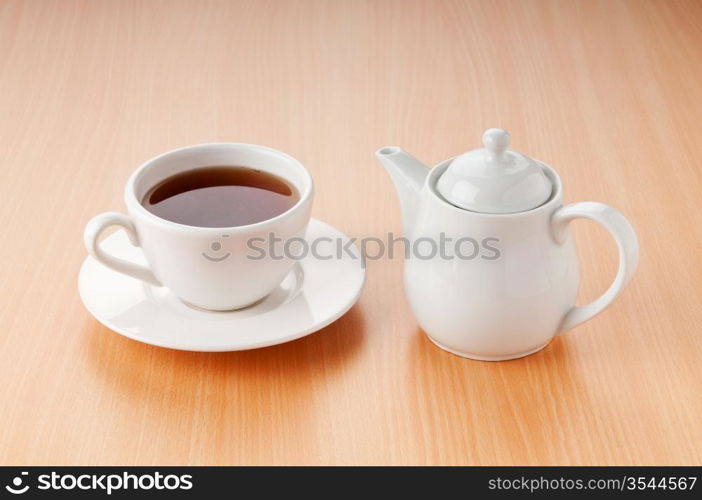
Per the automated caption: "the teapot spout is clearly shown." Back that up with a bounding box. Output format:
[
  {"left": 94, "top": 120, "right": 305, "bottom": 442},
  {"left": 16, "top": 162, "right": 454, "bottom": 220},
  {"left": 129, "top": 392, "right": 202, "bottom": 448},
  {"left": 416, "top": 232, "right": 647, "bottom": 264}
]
[{"left": 375, "top": 147, "right": 429, "bottom": 235}]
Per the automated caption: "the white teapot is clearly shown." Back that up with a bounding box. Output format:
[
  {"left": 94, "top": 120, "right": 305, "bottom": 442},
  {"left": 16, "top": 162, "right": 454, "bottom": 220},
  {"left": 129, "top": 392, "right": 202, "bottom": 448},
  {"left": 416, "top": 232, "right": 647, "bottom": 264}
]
[{"left": 376, "top": 128, "right": 639, "bottom": 360}]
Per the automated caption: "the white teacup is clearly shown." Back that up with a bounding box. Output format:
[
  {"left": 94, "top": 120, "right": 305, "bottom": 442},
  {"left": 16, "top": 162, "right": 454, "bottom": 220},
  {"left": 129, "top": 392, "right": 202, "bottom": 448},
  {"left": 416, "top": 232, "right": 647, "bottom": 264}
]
[{"left": 84, "top": 143, "right": 314, "bottom": 311}]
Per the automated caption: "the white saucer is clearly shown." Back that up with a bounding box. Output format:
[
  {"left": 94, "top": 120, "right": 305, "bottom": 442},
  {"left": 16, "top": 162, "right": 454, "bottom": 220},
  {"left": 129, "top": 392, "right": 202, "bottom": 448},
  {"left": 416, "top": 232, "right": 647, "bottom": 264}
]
[{"left": 78, "top": 218, "right": 365, "bottom": 351}]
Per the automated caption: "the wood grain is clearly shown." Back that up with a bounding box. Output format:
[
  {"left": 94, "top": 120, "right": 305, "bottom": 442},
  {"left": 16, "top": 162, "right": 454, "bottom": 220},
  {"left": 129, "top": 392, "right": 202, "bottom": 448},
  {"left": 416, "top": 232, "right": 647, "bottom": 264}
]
[{"left": 0, "top": 0, "right": 701, "bottom": 465}]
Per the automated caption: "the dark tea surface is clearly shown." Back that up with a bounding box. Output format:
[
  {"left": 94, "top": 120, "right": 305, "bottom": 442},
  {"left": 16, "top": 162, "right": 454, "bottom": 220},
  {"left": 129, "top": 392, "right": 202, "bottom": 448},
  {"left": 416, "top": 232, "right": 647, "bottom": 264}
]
[{"left": 142, "top": 166, "right": 299, "bottom": 227}]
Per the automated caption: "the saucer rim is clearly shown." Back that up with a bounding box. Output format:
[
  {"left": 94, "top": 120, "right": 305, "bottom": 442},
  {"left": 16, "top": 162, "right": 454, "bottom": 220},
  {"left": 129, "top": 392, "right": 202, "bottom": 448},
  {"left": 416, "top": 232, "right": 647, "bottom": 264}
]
[{"left": 78, "top": 218, "right": 365, "bottom": 352}]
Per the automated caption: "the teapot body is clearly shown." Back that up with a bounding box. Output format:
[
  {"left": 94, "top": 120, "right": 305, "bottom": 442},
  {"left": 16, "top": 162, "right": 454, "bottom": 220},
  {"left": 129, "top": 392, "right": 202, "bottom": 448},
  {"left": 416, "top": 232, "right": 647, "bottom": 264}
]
[{"left": 405, "top": 161, "right": 579, "bottom": 360}]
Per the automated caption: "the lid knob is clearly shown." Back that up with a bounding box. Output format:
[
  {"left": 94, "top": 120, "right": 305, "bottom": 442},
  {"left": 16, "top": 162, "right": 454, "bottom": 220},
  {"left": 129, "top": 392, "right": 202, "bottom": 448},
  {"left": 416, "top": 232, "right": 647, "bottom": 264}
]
[
  {"left": 435, "top": 128, "right": 553, "bottom": 214},
  {"left": 482, "top": 128, "right": 510, "bottom": 160}
]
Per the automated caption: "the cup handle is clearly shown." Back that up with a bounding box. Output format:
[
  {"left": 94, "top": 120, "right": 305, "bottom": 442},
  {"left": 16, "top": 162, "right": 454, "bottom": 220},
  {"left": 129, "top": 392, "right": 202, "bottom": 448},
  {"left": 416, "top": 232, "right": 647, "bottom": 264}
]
[
  {"left": 551, "top": 202, "right": 639, "bottom": 334},
  {"left": 83, "top": 212, "right": 161, "bottom": 287}
]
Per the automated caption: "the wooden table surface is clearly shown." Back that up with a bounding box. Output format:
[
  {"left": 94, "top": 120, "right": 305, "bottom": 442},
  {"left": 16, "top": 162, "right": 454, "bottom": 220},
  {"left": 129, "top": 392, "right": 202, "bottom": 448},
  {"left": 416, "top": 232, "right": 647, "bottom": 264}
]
[{"left": 1, "top": 0, "right": 701, "bottom": 466}]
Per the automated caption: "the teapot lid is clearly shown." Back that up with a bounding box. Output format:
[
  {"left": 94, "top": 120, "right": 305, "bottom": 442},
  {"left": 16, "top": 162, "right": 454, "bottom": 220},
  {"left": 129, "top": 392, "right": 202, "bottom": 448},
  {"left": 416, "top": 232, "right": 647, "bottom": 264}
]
[{"left": 436, "top": 128, "right": 552, "bottom": 214}]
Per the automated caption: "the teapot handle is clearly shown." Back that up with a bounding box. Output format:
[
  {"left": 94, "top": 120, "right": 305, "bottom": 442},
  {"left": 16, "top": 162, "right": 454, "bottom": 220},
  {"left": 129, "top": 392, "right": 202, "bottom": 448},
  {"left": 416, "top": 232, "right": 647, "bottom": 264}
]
[{"left": 551, "top": 202, "right": 639, "bottom": 334}]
